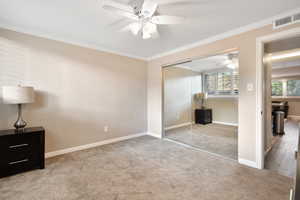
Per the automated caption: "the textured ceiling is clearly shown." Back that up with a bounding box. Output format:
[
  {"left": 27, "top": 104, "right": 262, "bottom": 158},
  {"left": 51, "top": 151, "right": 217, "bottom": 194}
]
[{"left": 0, "top": 0, "right": 299, "bottom": 59}]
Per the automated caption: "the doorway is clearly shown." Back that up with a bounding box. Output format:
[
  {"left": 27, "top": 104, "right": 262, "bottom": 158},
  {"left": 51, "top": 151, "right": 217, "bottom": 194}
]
[
  {"left": 263, "top": 37, "right": 300, "bottom": 177},
  {"left": 162, "top": 51, "right": 239, "bottom": 160},
  {"left": 256, "top": 28, "right": 300, "bottom": 170}
]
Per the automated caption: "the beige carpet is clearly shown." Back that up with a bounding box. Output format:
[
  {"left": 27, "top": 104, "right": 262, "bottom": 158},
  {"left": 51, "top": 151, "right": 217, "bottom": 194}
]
[
  {"left": 166, "top": 123, "right": 238, "bottom": 160},
  {"left": 0, "top": 136, "right": 292, "bottom": 200}
]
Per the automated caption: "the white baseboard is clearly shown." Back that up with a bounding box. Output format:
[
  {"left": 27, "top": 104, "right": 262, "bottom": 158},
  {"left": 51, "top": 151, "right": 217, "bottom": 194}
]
[
  {"left": 238, "top": 158, "right": 258, "bottom": 169},
  {"left": 147, "top": 132, "right": 162, "bottom": 139},
  {"left": 213, "top": 121, "right": 238, "bottom": 127},
  {"left": 45, "top": 132, "right": 147, "bottom": 159},
  {"left": 165, "top": 122, "right": 192, "bottom": 131}
]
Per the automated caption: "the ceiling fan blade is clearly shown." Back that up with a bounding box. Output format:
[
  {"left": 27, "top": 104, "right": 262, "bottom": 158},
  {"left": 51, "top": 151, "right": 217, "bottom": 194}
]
[
  {"left": 151, "top": 0, "right": 198, "bottom": 5},
  {"left": 151, "top": 15, "right": 185, "bottom": 24},
  {"left": 103, "top": 6, "right": 139, "bottom": 20},
  {"left": 103, "top": 0, "right": 134, "bottom": 13},
  {"left": 141, "top": 0, "right": 158, "bottom": 18},
  {"left": 120, "top": 24, "right": 131, "bottom": 32},
  {"left": 102, "top": 0, "right": 139, "bottom": 21}
]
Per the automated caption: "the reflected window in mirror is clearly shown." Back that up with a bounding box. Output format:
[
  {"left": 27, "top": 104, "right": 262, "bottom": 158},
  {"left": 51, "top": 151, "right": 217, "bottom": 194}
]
[{"left": 204, "top": 69, "right": 239, "bottom": 96}]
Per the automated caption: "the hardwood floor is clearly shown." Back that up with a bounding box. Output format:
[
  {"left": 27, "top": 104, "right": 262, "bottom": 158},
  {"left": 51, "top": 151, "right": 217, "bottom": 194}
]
[
  {"left": 265, "top": 120, "right": 299, "bottom": 178},
  {"left": 165, "top": 123, "right": 238, "bottom": 160}
]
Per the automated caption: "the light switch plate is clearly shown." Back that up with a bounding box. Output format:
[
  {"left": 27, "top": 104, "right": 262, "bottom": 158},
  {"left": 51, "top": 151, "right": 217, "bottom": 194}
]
[
  {"left": 247, "top": 83, "right": 254, "bottom": 91},
  {"left": 104, "top": 126, "right": 109, "bottom": 132}
]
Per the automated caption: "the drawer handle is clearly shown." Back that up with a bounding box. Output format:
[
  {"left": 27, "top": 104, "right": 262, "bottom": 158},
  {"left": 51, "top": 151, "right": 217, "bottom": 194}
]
[
  {"left": 9, "top": 144, "right": 29, "bottom": 149},
  {"left": 9, "top": 159, "right": 29, "bottom": 165}
]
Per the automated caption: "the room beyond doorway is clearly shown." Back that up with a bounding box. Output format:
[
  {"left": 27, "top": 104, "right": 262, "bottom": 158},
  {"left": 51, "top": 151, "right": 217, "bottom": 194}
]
[
  {"left": 262, "top": 35, "right": 300, "bottom": 177},
  {"left": 162, "top": 51, "right": 239, "bottom": 160}
]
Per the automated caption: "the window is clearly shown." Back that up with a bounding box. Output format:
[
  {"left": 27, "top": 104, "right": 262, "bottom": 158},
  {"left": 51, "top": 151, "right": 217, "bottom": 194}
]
[
  {"left": 287, "top": 80, "right": 300, "bottom": 96},
  {"left": 204, "top": 70, "right": 239, "bottom": 96},
  {"left": 271, "top": 81, "right": 283, "bottom": 96},
  {"left": 271, "top": 79, "right": 300, "bottom": 97}
]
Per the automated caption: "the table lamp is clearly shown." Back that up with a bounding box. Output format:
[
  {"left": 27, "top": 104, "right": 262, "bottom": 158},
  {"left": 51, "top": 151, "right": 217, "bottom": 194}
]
[{"left": 2, "top": 86, "right": 35, "bottom": 129}]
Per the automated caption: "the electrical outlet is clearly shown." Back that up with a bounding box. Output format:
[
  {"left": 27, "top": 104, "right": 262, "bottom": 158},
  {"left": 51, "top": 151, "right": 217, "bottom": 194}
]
[{"left": 104, "top": 126, "right": 109, "bottom": 132}]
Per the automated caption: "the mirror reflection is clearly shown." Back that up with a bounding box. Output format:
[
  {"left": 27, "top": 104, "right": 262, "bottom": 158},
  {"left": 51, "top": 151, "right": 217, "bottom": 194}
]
[{"left": 163, "top": 51, "right": 239, "bottom": 160}]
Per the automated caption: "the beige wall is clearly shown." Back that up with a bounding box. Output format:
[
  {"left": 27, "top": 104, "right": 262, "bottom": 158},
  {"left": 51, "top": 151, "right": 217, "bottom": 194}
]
[
  {"left": 289, "top": 101, "right": 300, "bottom": 116},
  {"left": 147, "top": 23, "right": 300, "bottom": 163},
  {"left": 206, "top": 98, "right": 238, "bottom": 125},
  {"left": 0, "top": 28, "right": 148, "bottom": 153}
]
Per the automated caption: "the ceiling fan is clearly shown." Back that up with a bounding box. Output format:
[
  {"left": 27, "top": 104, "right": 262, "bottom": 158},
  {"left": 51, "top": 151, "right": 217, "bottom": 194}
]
[{"left": 102, "top": 0, "right": 187, "bottom": 39}]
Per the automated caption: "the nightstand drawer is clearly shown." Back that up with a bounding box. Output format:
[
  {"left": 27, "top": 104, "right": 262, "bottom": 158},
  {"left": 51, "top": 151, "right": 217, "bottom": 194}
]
[
  {"left": 0, "top": 134, "right": 38, "bottom": 150},
  {"left": 6, "top": 148, "right": 39, "bottom": 163},
  {"left": 0, "top": 157, "right": 40, "bottom": 177},
  {"left": 0, "top": 147, "right": 39, "bottom": 167},
  {"left": 0, "top": 135, "right": 40, "bottom": 163}
]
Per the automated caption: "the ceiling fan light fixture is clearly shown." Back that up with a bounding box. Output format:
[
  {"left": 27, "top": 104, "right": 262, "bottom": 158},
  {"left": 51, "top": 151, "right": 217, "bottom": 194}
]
[
  {"left": 142, "top": 22, "right": 157, "bottom": 39},
  {"left": 130, "top": 23, "right": 142, "bottom": 35},
  {"left": 144, "top": 23, "right": 157, "bottom": 33},
  {"left": 227, "top": 64, "right": 236, "bottom": 69},
  {"left": 142, "top": 32, "right": 151, "bottom": 39}
]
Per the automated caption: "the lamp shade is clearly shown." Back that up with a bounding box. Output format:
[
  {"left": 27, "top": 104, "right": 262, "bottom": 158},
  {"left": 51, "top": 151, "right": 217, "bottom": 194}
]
[{"left": 2, "top": 86, "right": 35, "bottom": 104}]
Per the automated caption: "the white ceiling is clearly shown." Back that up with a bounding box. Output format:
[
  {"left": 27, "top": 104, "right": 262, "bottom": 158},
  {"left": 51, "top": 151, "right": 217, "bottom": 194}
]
[
  {"left": 177, "top": 52, "right": 238, "bottom": 72},
  {"left": 0, "top": 0, "right": 299, "bottom": 59}
]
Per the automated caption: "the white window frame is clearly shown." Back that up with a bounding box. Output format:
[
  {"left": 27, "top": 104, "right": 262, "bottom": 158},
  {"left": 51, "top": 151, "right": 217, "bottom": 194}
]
[
  {"left": 204, "top": 69, "right": 239, "bottom": 98},
  {"left": 272, "top": 79, "right": 300, "bottom": 98}
]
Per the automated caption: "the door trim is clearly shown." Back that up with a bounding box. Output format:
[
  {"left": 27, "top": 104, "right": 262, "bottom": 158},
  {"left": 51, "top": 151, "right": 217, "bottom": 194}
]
[{"left": 256, "top": 27, "right": 300, "bottom": 169}]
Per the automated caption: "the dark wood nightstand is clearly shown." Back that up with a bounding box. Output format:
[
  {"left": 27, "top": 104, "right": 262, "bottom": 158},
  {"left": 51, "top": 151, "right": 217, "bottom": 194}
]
[
  {"left": 0, "top": 127, "right": 45, "bottom": 178},
  {"left": 195, "top": 109, "right": 212, "bottom": 125}
]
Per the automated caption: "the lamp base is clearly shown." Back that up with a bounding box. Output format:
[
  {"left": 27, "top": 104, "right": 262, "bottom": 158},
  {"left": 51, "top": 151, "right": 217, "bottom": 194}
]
[
  {"left": 14, "top": 104, "right": 27, "bottom": 130},
  {"left": 14, "top": 118, "right": 27, "bottom": 130}
]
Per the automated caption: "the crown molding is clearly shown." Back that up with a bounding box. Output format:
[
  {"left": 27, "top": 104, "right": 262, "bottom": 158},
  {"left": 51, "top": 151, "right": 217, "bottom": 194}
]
[
  {"left": 148, "top": 7, "right": 300, "bottom": 61},
  {"left": 0, "top": 22, "right": 148, "bottom": 61}
]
